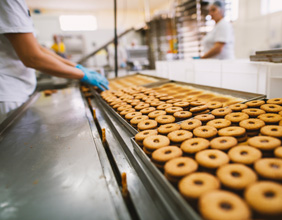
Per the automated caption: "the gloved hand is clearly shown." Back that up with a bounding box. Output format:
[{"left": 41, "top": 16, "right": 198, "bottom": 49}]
[
  {"left": 192, "top": 56, "right": 201, "bottom": 59},
  {"left": 76, "top": 64, "right": 109, "bottom": 91}
]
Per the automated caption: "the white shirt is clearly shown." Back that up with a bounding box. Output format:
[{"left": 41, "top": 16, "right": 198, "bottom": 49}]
[
  {"left": 0, "top": 0, "right": 36, "bottom": 102},
  {"left": 202, "top": 18, "right": 234, "bottom": 59}
]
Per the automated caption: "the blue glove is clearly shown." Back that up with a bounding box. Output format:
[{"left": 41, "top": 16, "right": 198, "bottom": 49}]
[
  {"left": 76, "top": 64, "right": 109, "bottom": 91},
  {"left": 192, "top": 56, "right": 201, "bottom": 59}
]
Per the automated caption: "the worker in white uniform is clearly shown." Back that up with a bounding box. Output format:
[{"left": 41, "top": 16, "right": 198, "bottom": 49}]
[
  {"left": 201, "top": 1, "right": 235, "bottom": 59},
  {"left": 0, "top": 0, "right": 108, "bottom": 121}
]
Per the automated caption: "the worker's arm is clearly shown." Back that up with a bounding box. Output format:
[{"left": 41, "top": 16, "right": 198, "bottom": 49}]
[
  {"left": 5, "top": 33, "right": 83, "bottom": 79},
  {"left": 40, "top": 46, "right": 76, "bottom": 67},
  {"left": 201, "top": 42, "right": 225, "bottom": 59}
]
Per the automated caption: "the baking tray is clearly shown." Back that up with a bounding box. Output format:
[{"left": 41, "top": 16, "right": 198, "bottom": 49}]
[
  {"left": 130, "top": 137, "right": 202, "bottom": 220},
  {"left": 94, "top": 80, "right": 266, "bottom": 136},
  {"left": 144, "top": 80, "right": 266, "bottom": 101},
  {"left": 109, "top": 73, "right": 170, "bottom": 88}
]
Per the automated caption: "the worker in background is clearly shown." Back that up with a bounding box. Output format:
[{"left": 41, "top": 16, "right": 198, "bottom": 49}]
[
  {"left": 51, "top": 35, "right": 66, "bottom": 58},
  {"left": 0, "top": 0, "right": 108, "bottom": 121},
  {"left": 201, "top": 1, "right": 234, "bottom": 59}
]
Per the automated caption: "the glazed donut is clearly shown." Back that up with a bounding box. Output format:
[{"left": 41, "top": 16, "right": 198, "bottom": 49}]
[
  {"left": 199, "top": 190, "right": 251, "bottom": 220},
  {"left": 245, "top": 181, "right": 282, "bottom": 215},
  {"left": 210, "top": 136, "right": 238, "bottom": 150},
  {"left": 157, "top": 123, "right": 181, "bottom": 135},
  {"left": 180, "top": 138, "right": 210, "bottom": 154},
  {"left": 216, "top": 164, "right": 257, "bottom": 190},
  {"left": 180, "top": 119, "right": 202, "bottom": 131},
  {"left": 228, "top": 145, "right": 262, "bottom": 165},
  {"left": 195, "top": 149, "right": 229, "bottom": 169},
  {"left": 179, "top": 172, "right": 220, "bottom": 199}
]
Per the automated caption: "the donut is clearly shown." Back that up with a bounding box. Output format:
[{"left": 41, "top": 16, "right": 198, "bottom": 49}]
[
  {"left": 166, "top": 99, "right": 183, "bottom": 104},
  {"left": 210, "top": 136, "right": 238, "bottom": 150},
  {"left": 260, "top": 125, "right": 282, "bottom": 138},
  {"left": 194, "top": 114, "right": 215, "bottom": 123},
  {"left": 156, "top": 103, "right": 173, "bottom": 110},
  {"left": 206, "top": 101, "right": 223, "bottom": 109},
  {"left": 207, "top": 118, "right": 231, "bottom": 129},
  {"left": 157, "top": 123, "right": 181, "bottom": 135},
  {"left": 148, "top": 110, "right": 166, "bottom": 119},
  {"left": 190, "top": 105, "right": 208, "bottom": 113},
  {"left": 173, "top": 102, "right": 190, "bottom": 109},
  {"left": 254, "top": 158, "right": 282, "bottom": 180},
  {"left": 143, "top": 135, "right": 170, "bottom": 152},
  {"left": 195, "top": 149, "right": 229, "bottom": 169},
  {"left": 245, "top": 100, "right": 265, "bottom": 108},
  {"left": 248, "top": 136, "right": 281, "bottom": 150},
  {"left": 224, "top": 112, "right": 249, "bottom": 124},
  {"left": 137, "top": 119, "right": 158, "bottom": 131},
  {"left": 180, "top": 138, "right": 210, "bottom": 154},
  {"left": 228, "top": 145, "right": 262, "bottom": 165},
  {"left": 164, "top": 157, "right": 198, "bottom": 180},
  {"left": 245, "top": 181, "right": 282, "bottom": 215},
  {"left": 155, "top": 115, "right": 176, "bottom": 125},
  {"left": 183, "top": 97, "right": 198, "bottom": 102},
  {"left": 218, "top": 126, "right": 246, "bottom": 137},
  {"left": 258, "top": 113, "right": 282, "bottom": 124},
  {"left": 179, "top": 172, "right": 220, "bottom": 200},
  {"left": 211, "top": 108, "right": 232, "bottom": 118},
  {"left": 267, "top": 98, "right": 282, "bottom": 105},
  {"left": 173, "top": 111, "right": 192, "bottom": 121},
  {"left": 130, "top": 115, "right": 149, "bottom": 127},
  {"left": 117, "top": 104, "right": 132, "bottom": 112},
  {"left": 274, "top": 147, "right": 282, "bottom": 159},
  {"left": 242, "top": 108, "right": 266, "bottom": 117},
  {"left": 228, "top": 103, "right": 248, "bottom": 112},
  {"left": 193, "top": 125, "right": 217, "bottom": 139},
  {"left": 165, "top": 106, "right": 183, "bottom": 115},
  {"left": 140, "top": 107, "right": 156, "bottom": 114},
  {"left": 199, "top": 190, "right": 251, "bottom": 220},
  {"left": 135, "top": 130, "right": 158, "bottom": 146},
  {"left": 125, "top": 112, "right": 142, "bottom": 121},
  {"left": 135, "top": 103, "right": 150, "bottom": 110},
  {"left": 150, "top": 101, "right": 165, "bottom": 107},
  {"left": 260, "top": 104, "right": 282, "bottom": 113},
  {"left": 152, "top": 146, "right": 182, "bottom": 168},
  {"left": 159, "top": 96, "right": 174, "bottom": 101},
  {"left": 190, "top": 101, "right": 206, "bottom": 107},
  {"left": 239, "top": 118, "right": 265, "bottom": 131},
  {"left": 120, "top": 108, "right": 135, "bottom": 117},
  {"left": 216, "top": 164, "right": 257, "bottom": 190},
  {"left": 167, "top": 130, "right": 193, "bottom": 143},
  {"left": 180, "top": 119, "right": 202, "bottom": 131}
]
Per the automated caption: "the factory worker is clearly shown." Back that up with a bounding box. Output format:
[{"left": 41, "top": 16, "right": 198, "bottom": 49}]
[
  {"left": 0, "top": 0, "right": 108, "bottom": 120},
  {"left": 201, "top": 1, "right": 235, "bottom": 59}
]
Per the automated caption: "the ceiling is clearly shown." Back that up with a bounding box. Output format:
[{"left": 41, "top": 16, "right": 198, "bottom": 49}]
[{"left": 26, "top": 0, "right": 168, "bottom": 11}]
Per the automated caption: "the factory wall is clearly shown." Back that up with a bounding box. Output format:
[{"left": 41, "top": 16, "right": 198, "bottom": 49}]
[{"left": 233, "top": 0, "right": 282, "bottom": 58}]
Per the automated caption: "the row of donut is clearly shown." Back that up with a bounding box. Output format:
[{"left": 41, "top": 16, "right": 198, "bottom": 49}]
[
  {"left": 100, "top": 86, "right": 246, "bottom": 133},
  {"left": 134, "top": 130, "right": 282, "bottom": 219}
]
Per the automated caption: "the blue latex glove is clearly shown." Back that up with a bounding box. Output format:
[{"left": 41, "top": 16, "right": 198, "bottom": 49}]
[
  {"left": 192, "top": 56, "right": 201, "bottom": 59},
  {"left": 76, "top": 64, "right": 109, "bottom": 91}
]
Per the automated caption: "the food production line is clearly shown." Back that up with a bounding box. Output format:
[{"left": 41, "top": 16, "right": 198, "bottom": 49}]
[{"left": 2, "top": 73, "right": 281, "bottom": 220}]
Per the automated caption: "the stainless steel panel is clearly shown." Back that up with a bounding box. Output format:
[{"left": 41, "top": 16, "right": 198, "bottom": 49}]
[{"left": 0, "top": 88, "right": 126, "bottom": 220}]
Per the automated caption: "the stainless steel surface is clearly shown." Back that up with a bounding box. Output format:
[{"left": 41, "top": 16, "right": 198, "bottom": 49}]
[
  {"left": 145, "top": 80, "right": 266, "bottom": 101},
  {"left": 89, "top": 95, "right": 167, "bottom": 220},
  {"left": 0, "top": 88, "right": 127, "bottom": 220},
  {"left": 130, "top": 138, "right": 202, "bottom": 220}
]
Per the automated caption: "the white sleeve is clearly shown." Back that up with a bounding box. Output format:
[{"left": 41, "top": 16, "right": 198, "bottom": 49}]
[
  {"left": 214, "top": 22, "right": 231, "bottom": 43},
  {"left": 0, "top": 0, "right": 34, "bottom": 34}
]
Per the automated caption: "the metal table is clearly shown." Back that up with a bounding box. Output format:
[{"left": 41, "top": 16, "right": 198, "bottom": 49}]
[{"left": 0, "top": 88, "right": 130, "bottom": 220}]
